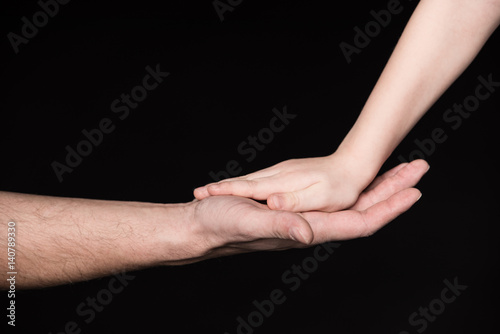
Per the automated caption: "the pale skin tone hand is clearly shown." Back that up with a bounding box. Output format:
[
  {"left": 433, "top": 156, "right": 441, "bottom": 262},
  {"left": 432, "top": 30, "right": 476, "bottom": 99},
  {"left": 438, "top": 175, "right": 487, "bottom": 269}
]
[
  {"left": 194, "top": 153, "right": 367, "bottom": 213},
  {"left": 197, "top": 159, "right": 427, "bottom": 255},
  {"left": 194, "top": 0, "right": 500, "bottom": 212},
  {"left": 0, "top": 160, "right": 428, "bottom": 289}
]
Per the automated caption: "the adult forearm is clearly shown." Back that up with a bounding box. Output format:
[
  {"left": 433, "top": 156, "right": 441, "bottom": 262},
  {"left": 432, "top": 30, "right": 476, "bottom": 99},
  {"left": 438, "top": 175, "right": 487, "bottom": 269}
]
[
  {"left": 336, "top": 0, "right": 500, "bottom": 182},
  {"left": 0, "top": 191, "right": 193, "bottom": 289}
]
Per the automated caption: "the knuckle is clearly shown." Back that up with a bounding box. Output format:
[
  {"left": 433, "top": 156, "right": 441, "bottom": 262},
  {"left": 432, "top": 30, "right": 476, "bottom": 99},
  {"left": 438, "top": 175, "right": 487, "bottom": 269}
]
[
  {"left": 359, "top": 213, "right": 376, "bottom": 238},
  {"left": 287, "top": 192, "right": 299, "bottom": 209},
  {"left": 244, "top": 180, "right": 258, "bottom": 196},
  {"left": 273, "top": 212, "right": 295, "bottom": 237}
]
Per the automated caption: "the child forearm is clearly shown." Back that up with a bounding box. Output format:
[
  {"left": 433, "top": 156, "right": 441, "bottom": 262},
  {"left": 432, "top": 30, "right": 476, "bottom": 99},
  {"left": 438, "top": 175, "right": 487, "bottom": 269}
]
[{"left": 336, "top": 0, "right": 500, "bottom": 184}]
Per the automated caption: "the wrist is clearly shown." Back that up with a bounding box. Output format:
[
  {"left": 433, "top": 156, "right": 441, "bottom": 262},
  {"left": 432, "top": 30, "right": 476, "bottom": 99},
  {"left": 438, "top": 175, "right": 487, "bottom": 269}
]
[
  {"left": 327, "top": 144, "right": 381, "bottom": 192},
  {"left": 141, "top": 201, "right": 205, "bottom": 266}
]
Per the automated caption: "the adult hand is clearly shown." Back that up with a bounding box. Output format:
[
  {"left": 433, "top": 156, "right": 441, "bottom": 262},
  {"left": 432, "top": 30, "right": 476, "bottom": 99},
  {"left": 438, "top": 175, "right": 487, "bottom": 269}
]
[{"left": 181, "top": 160, "right": 428, "bottom": 263}]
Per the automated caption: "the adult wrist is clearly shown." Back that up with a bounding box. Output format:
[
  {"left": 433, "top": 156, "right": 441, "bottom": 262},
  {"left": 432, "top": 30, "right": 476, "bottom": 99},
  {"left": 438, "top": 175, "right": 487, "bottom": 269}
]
[{"left": 144, "top": 201, "right": 207, "bottom": 266}]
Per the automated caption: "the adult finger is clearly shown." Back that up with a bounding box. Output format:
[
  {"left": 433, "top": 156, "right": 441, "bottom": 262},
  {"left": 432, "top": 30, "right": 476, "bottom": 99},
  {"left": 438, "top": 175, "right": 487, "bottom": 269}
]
[
  {"left": 303, "top": 188, "right": 421, "bottom": 243},
  {"left": 352, "top": 160, "right": 429, "bottom": 211}
]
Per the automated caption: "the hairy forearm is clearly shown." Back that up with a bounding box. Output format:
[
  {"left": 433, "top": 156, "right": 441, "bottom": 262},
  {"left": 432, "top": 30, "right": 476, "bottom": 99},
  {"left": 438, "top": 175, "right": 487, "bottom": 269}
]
[
  {"left": 336, "top": 0, "right": 500, "bottom": 181},
  {"left": 0, "top": 191, "right": 194, "bottom": 289}
]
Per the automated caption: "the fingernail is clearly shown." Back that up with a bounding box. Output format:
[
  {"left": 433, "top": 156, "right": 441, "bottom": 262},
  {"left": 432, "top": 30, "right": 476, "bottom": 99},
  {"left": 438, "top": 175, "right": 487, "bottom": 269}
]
[
  {"left": 289, "top": 227, "right": 306, "bottom": 243},
  {"left": 194, "top": 186, "right": 209, "bottom": 198},
  {"left": 271, "top": 196, "right": 283, "bottom": 209},
  {"left": 417, "top": 192, "right": 423, "bottom": 201}
]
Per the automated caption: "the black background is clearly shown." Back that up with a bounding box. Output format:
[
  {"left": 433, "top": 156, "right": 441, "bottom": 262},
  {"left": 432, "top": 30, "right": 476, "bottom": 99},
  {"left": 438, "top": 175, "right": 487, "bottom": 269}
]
[{"left": 1, "top": 0, "right": 499, "bottom": 333}]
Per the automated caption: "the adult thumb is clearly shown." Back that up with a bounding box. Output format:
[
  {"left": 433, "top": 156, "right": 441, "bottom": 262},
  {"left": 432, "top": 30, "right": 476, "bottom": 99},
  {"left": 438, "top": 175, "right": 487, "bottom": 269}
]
[{"left": 249, "top": 209, "right": 314, "bottom": 244}]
